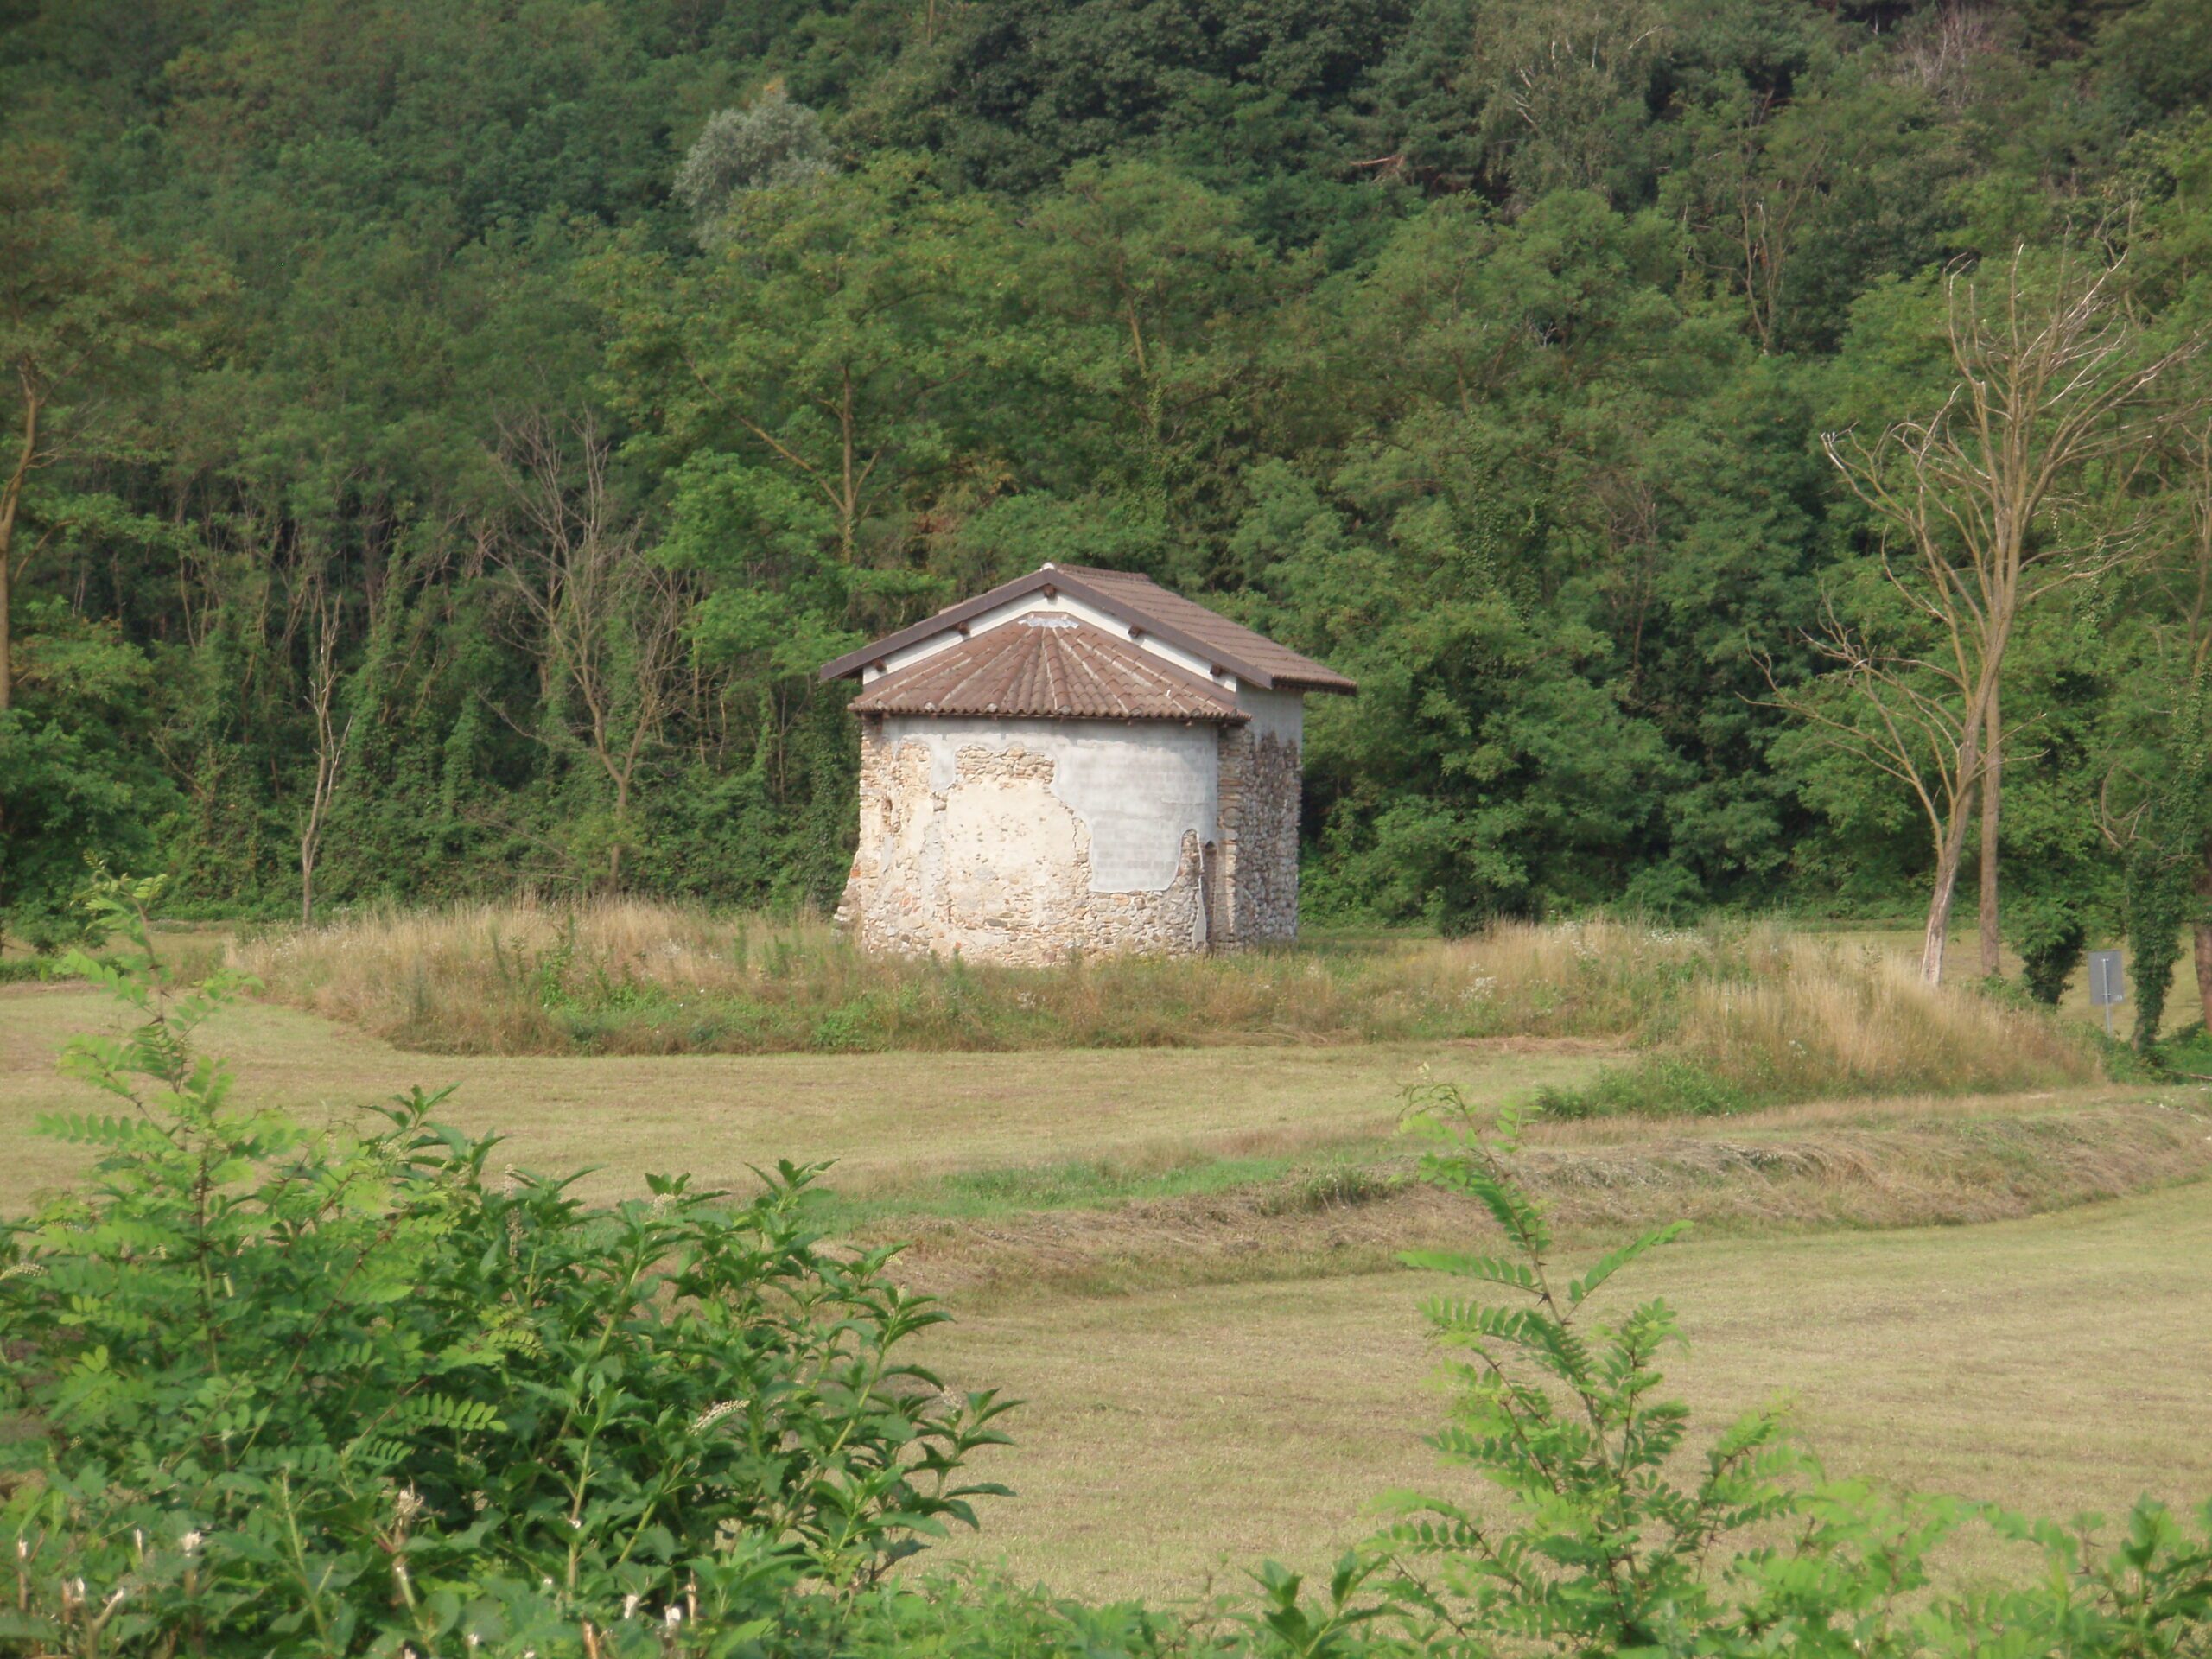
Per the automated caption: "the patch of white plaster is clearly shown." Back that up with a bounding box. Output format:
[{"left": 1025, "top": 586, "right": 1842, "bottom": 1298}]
[
  {"left": 1236, "top": 686, "right": 1305, "bottom": 750},
  {"left": 874, "top": 715, "right": 1217, "bottom": 892}
]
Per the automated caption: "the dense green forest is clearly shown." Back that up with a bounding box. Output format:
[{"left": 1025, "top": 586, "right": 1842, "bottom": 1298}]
[{"left": 3, "top": 0, "right": 2209, "bottom": 970}]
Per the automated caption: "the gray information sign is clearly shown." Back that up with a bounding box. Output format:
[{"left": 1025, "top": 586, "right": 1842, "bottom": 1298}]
[{"left": 2088, "top": 949, "right": 2125, "bottom": 1033}]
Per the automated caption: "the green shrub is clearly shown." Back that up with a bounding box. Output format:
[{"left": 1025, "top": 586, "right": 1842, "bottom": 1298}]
[
  {"left": 1533, "top": 1055, "right": 1757, "bottom": 1119},
  {"left": 0, "top": 877, "right": 1013, "bottom": 1655},
  {"left": 2010, "top": 893, "right": 2090, "bottom": 1007},
  {"left": 2151, "top": 1020, "right": 2212, "bottom": 1080}
]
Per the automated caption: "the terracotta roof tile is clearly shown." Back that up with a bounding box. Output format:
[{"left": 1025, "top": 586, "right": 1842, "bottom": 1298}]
[
  {"left": 1050, "top": 564, "right": 1357, "bottom": 694},
  {"left": 848, "top": 614, "right": 1246, "bottom": 723},
  {"left": 819, "top": 564, "right": 1357, "bottom": 695}
]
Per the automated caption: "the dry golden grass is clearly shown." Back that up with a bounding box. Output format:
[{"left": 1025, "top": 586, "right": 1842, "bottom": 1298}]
[
  {"left": 224, "top": 906, "right": 2102, "bottom": 1112},
  {"left": 226, "top": 906, "right": 1708, "bottom": 1055},
  {"left": 1663, "top": 931, "right": 2097, "bottom": 1098},
  {"left": 1448, "top": 921, "right": 2098, "bottom": 1103},
  {"left": 232, "top": 900, "right": 1700, "bottom": 1054},
  {"left": 226, "top": 897, "right": 1371, "bottom": 1051}
]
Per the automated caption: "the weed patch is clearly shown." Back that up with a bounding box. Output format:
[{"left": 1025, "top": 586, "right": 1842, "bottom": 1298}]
[{"left": 1537, "top": 1056, "right": 1759, "bottom": 1119}]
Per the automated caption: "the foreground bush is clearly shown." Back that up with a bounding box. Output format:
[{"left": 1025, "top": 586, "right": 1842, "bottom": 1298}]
[{"left": 0, "top": 880, "right": 1011, "bottom": 1654}]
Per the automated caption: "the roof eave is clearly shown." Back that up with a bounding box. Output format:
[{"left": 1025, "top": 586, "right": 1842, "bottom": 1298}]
[
  {"left": 853, "top": 704, "right": 1249, "bottom": 725},
  {"left": 819, "top": 567, "right": 1291, "bottom": 690}
]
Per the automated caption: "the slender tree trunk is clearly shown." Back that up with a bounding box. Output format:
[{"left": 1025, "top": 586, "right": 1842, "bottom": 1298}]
[
  {"left": 838, "top": 365, "right": 855, "bottom": 564},
  {"left": 2196, "top": 842, "right": 2212, "bottom": 1033},
  {"left": 0, "top": 380, "right": 37, "bottom": 715},
  {"left": 1920, "top": 723, "right": 1985, "bottom": 986},
  {"left": 608, "top": 771, "right": 628, "bottom": 886},
  {"left": 1978, "top": 679, "right": 2002, "bottom": 977},
  {"left": 298, "top": 583, "right": 351, "bottom": 926},
  {"left": 1921, "top": 818, "right": 1971, "bottom": 985}
]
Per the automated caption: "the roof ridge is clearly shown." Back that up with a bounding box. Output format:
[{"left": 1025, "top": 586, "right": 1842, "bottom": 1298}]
[
  {"left": 822, "top": 563, "right": 1354, "bottom": 696},
  {"left": 1047, "top": 562, "right": 1155, "bottom": 582}
]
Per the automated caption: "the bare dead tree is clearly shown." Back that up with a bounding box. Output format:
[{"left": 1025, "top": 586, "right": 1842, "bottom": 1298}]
[
  {"left": 2163, "top": 429, "right": 2212, "bottom": 1032},
  {"left": 1761, "top": 593, "right": 1984, "bottom": 983},
  {"left": 1679, "top": 107, "right": 1830, "bottom": 355},
  {"left": 1794, "top": 249, "right": 2202, "bottom": 983},
  {"left": 482, "top": 412, "right": 688, "bottom": 887},
  {"left": 1891, "top": 3, "right": 2004, "bottom": 111},
  {"left": 0, "top": 355, "right": 46, "bottom": 713}
]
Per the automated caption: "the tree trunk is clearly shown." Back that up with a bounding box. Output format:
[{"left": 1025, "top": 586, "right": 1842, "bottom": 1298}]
[
  {"left": 838, "top": 365, "right": 856, "bottom": 565},
  {"left": 1920, "top": 825, "right": 1968, "bottom": 985},
  {"left": 608, "top": 772, "right": 628, "bottom": 886},
  {"left": 1978, "top": 678, "right": 2001, "bottom": 977},
  {"left": 0, "top": 378, "right": 40, "bottom": 715},
  {"left": 1920, "top": 721, "right": 1985, "bottom": 986},
  {"left": 2196, "top": 842, "right": 2212, "bottom": 1033},
  {"left": 300, "top": 846, "right": 315, "bottom": 925}
]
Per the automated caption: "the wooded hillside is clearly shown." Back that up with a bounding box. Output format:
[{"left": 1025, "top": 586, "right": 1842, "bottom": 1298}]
[{"left": 3, "top": 0, "right": 2209, "bottom": 961}]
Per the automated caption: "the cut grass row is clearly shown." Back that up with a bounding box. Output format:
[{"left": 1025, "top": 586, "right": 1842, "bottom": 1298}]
[
  {"left": 868, "top": 1091, "right": 2212, "bottom": 1300},
  {"left": 916, "top": 1183, "right": 2212, "bottom": 1602},
  {"left": 0, "top": 984, "right": 1592, "bottom": 1213}
]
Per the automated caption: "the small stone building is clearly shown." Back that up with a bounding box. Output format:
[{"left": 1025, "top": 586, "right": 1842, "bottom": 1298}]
[{"left": 819, "top": 563, "right": 1356, "bottom": 963}]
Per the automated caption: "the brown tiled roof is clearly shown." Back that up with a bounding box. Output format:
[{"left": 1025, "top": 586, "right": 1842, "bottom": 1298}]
[
  {"left": 848, "top": 614, "right": 1247, "bottom": 723},
  {"left": 1051, "top": 564, "right": 1357, "bottom": 694},
  {"left": 819, "top": 564, "right": 1357, "bottom": 695}
]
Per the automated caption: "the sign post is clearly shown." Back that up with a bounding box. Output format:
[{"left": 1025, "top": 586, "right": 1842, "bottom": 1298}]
[{"left": 2088, "top": 949, "right": 2126, "bottom": 1037}]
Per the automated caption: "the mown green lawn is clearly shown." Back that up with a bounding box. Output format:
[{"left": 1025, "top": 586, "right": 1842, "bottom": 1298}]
[
  {"left": 919, "top": 1183, "right": 2212, "bottom": 1601},
  {"left": 0, "top": 983, "right": 1602, "bottom": 1212}
]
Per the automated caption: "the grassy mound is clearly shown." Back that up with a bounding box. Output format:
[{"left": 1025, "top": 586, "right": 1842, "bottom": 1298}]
[{"left": 225, "top": 902, "right": 2102, "bottom": 1109}]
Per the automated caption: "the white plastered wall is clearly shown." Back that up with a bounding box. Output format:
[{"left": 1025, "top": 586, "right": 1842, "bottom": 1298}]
[
  {"left": 874, "top": 715, "right": 1218, "bottom": 891},
  {"left": 1235, "top": 686, "right": 1304, "bottom": 749}
]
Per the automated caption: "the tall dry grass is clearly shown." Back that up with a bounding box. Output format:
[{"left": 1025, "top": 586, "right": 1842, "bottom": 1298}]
[
  {"left": 227, "top": 902, "right": 2103, "bottom": 1106},
  {"left": 233, "top": 898, "right": 1592, "bottom": 1053}
]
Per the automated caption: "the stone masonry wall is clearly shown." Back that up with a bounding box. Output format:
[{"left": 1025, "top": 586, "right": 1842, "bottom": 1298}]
[
  {"left": 1210, "top": 724, "right": 1300, "bottom": 948},
  {"left": 837, "top": 719, "right": 1208, "bottom": 964}
]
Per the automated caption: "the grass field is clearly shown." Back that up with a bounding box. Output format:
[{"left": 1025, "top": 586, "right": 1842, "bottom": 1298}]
[
  {"left": 4, "top": 917, "right": 2209, "bottom": 1605},
  {"left": 0, "top": 983, "right": 1601, "bottom": 1211},
  {"left": 918, "top": 1184, "right": 2212, "bottom": 1601}
]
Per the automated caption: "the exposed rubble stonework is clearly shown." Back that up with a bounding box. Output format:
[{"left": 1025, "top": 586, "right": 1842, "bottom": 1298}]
[
  {"left": 1211, "top": 723, "right": 1301, "bottom": 948},
  {"left": 821, "top": 563, "right": 1351, "bottom": 963},
  {"left": 837, "top": 719, "right": 1210, "bottom": 964}
]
